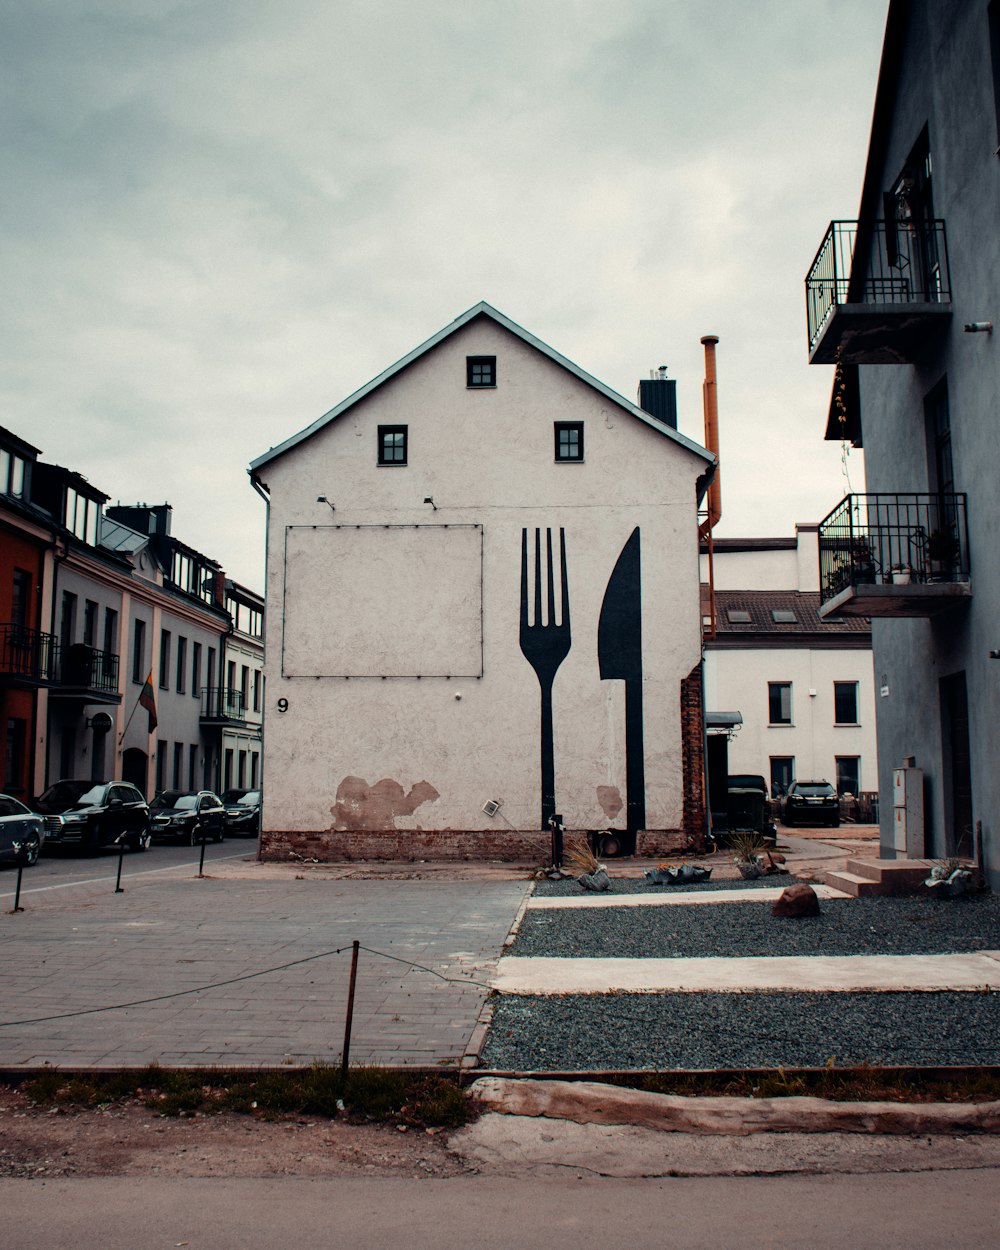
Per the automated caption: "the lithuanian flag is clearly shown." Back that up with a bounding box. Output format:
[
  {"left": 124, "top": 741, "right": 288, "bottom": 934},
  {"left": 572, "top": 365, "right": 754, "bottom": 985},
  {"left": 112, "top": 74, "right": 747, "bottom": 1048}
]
[{"left": 138, "top": 670, "right": 158, "bottom": 732}]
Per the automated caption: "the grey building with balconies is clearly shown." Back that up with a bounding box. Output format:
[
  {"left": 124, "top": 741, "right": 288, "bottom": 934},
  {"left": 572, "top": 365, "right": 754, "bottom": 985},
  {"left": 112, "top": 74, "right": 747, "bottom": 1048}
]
[{"left": 805, "top": 0, "right": 1000, "bottom": 882}]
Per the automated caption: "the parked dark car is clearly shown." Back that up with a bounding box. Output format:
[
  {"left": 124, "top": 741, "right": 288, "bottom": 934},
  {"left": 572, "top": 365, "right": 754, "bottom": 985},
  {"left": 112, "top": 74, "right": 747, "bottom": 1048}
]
[
  {"left": 221, "top": 788, "right": 261, "bottom": 836},
  {"left": 0, "top": 793, "right": 45, "bottom": 866},
  {"left": 725, "top": 775, "right": 778, "bottom": 844},
  {"left": 780, "top": 780, "right": 840, "bottom": 828},
  {"left": 34, "top": 780, "right": 151, "bottom": 853},
  {"left": 150, "top": 790, "right": 226, "bottom": 844}
]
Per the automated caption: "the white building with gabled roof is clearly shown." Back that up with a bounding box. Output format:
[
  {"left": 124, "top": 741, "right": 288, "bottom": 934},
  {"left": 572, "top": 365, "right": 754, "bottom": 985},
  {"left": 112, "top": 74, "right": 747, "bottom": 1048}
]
[{"left": 250, "top": 302, "right": 715, "bottom": 860}]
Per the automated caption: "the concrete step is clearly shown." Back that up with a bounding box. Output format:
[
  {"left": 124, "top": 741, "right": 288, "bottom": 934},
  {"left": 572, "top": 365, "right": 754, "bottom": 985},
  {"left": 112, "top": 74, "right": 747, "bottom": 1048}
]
[
  {"left": 819, "top": 870, "right": 883, "bottom": 898},
  {"left": 844, "top": 857, "right": 931, "bottom": 894}
]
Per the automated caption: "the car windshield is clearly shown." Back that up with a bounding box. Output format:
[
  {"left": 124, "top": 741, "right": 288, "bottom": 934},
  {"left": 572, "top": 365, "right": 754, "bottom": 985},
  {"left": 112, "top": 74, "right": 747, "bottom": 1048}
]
[
  {"left": 795, "top": 784, "right": 835, "bottom": 797},
  {"left": 151, "top": 791, "right": 184, "bottom": 810},
  {"left": 170, "top": 795, "right": 199, "bottom": 811},
  {"left": 38, "top": 780, "right": 99, "bottom": 808},
  {"left": 236, "top": 791, "right": 260, "bottom": 807}
]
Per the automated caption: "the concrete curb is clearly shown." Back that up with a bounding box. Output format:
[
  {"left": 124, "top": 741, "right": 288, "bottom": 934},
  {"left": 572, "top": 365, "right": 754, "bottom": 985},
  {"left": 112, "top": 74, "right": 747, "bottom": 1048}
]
[{"left": 469, "top": 1076, "right": 1000, "bottom": 1136}]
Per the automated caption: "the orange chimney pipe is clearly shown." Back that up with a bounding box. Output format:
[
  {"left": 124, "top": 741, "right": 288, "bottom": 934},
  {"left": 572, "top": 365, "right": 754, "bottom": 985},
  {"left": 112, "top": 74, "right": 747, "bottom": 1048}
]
[{"left": 698, "top": 335, "right": 721, "bottom": 538}]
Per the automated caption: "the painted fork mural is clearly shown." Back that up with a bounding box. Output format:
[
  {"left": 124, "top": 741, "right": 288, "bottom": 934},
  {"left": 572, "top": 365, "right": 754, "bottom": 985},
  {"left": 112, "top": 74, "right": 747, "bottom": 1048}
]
[
  {"left": 519, "top": 526, "right": 645, "bottom": 845},
  {"left": 519, "top": 527, "right": 571, "bottom": 830}
]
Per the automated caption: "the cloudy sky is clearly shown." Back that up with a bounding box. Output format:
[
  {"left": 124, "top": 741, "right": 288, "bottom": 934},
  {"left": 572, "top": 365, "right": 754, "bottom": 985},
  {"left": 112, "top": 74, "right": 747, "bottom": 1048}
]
[{"left": 2, "top": 0, "right": 887, "bottom": 589}]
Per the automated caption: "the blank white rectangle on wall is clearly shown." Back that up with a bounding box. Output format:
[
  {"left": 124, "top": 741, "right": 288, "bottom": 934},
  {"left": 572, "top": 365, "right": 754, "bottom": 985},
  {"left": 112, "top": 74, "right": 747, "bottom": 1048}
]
[{"left": 281, "top": 524, "right": 483, "bottom": 677}]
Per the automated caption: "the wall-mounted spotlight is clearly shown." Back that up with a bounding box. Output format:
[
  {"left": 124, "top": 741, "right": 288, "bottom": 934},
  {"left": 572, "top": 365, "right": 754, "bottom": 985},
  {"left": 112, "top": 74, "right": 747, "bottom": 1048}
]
[
  {"left": 317, "top": 495, "right": 335, "bottom": 512},
  {"left": 423, "top": 496, "right": 438, "bottom": 511},
  {"left": 963, "top": 322, "right": 993, "bottom": 334}
]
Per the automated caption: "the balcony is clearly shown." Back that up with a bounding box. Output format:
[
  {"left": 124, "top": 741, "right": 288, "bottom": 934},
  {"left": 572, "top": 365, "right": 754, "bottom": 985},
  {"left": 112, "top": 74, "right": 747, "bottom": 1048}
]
[
  {"left": 200, "top": 686, "right": 246, "bottom": 724},
  {"left": 806, "top": 220, "right": 951, "bottom": 364},
  {"left": 0, "top": 624, "right": 55, "bottom": 686},
  {"left": 818, "top": 494, "right": 971, "bottom": 618},
  {"left": 50, "top": 642, "right": 121, "bottom": 702}
]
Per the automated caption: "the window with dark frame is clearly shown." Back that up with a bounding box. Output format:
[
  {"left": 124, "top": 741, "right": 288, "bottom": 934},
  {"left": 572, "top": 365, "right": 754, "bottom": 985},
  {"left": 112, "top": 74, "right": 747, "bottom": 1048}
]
[
  {"left": 172, "top": 741, "right": 183, "bottom": 789},
  {"left": 836, "top": 756, "right": 860, "bottom": 796},
  {"left": 132, "top": 619, "right": 146, "bottom": 684},
  {"left": 834, "top": 681, "right": 859, "bottom": 725},
  {"left": 11, "top": 569, "right": 31, "bottom": 629},
  {"left": 103, "top": 608, "right": 118, "bottom": 658},
  {"left": 377, "top": 425, "right": 407, "bottom": 465},
  {"left": 770, "top": 756, "right": 794, "bottom": 798},
  {"left": 768, "top": 681, "right": 792, "bottom": 725},
  {"left": 176, "top": 636, "right": 187, "bottom": 693},
  {"left": 159, "top": 630, "right": 171, "bottom": 689},
  {"left": 466, "top": 356, "right": 496, "bottom": 388},
  {"left": 554, "top": 422, "right": 584, "bottom": 462},
  {"left": 83, "top": 600, "right": 98, "bottom": 647},
  {"left": 192, "top": 642, "right": 202, "bottom": 697}
]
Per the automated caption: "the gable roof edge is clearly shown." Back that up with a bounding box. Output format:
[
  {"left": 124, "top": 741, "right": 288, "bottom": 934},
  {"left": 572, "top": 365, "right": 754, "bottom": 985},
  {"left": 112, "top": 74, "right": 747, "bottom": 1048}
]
[{"left": 250, "top": 301, "right": 714, "bottom": 473}]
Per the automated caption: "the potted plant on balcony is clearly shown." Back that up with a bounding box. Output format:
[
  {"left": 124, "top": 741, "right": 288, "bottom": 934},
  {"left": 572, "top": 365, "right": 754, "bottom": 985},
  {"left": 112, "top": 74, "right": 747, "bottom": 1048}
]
[
  {"left": 927, "top": 528, "right": 960, "bottom": 582},
  {"left": 889, "top": 564, "right": 913, "bottom": 585}
]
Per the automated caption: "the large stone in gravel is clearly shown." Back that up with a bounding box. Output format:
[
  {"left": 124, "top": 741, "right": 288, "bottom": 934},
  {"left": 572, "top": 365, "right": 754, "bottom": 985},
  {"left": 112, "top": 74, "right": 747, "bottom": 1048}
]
[
  {"left": 772, "top": 883, "right": 821, "bottom": 917},
  {"left": 469, "top": 1078, "right": 1000, "bottom": 1136}
]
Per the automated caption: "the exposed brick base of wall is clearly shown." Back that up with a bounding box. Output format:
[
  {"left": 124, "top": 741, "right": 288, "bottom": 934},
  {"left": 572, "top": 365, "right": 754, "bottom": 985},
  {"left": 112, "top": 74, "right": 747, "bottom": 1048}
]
[
  {"left": 260, "top": 827, "right": 694, "bottom": 863},
  {"left": 680, "top": 662, "right": 708, "bottom": 852}
]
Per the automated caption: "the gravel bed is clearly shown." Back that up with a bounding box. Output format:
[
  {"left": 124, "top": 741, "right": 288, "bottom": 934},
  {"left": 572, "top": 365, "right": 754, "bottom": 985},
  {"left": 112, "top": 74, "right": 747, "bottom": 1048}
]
[
  {"left": 481, "top": 990, "right": 1000, "bottom": 1070},
  {"left": 535, "top": 875, "right": 770, "bottom": 897},
  {"left": 511, "top": 894, "right": 1000, "bottom": 959}
]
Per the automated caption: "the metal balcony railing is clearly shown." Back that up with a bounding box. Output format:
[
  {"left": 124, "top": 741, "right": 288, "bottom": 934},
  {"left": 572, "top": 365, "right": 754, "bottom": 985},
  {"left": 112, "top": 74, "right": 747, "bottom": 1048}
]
[
  {"left": 806, "top": 220, "right": 951, "bottom": 354},
  {"left": 52, "top": 641, "right": 120, "bottom": 693},
  {"left": 818, "top": 493, "right": 969, "bottom": 605},
  {"left": 200, "top": 686, "right": 245, "bottom": 721},
  {"left": 0, "top": 623, "right": 55, "bottom": 682}
]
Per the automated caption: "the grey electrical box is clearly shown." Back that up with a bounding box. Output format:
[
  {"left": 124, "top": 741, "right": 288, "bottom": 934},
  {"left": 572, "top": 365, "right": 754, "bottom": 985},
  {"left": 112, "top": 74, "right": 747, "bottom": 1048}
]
[{"left": 892, "top": 765, "right": 924, "bottom": 858}]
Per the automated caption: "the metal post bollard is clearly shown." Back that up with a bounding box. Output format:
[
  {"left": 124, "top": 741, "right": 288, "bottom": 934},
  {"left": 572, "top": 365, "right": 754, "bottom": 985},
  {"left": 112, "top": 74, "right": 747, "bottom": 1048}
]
[
  {"left": 115, "top": 844, "right": 125, "bottom": 893},
  {"left": 198, "top": 826, "right": 207, "bottom": 877},
  {"left": 340, "top": 940, "right": 360, "bottom": 1086},
  {"left": 10, "top": 863, "right": 24, "bottom": 913}
]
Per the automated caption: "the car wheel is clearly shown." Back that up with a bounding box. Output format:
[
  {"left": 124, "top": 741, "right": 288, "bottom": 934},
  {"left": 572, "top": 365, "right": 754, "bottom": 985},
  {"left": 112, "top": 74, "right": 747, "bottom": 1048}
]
[
  {"left": 783, "top": 814, "right": 795, "bottom": 827},
  {"left": 830, "top": 817, "right": 841, "bottom": 828},
  {"left": 16, "top": 834, "right": 40, "bottom": 867}
]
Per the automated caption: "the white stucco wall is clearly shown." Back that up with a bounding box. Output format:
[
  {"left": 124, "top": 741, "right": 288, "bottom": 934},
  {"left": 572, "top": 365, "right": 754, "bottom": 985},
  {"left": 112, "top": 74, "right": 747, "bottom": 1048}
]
[
  {"left": 703, "top": 647, "right": 877, "bottom": 792},
  {"left": 256, "top": 317, "right": 708, "bottom": 834}
]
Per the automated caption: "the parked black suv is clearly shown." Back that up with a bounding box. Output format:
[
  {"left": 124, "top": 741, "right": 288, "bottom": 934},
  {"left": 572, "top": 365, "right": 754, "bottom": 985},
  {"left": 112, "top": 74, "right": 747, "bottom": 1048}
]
[
  {"left": 780, "top": 780, "right": 840, "bottom": 828},
  {"left": 150, "top": 791, "right": 226, "bottom": 844},
  {"left": 34, "top": 780, "right": 151, "bottom": 853},
  {"left": 221, "top": 788, "right": 261, "bottom": 836}
]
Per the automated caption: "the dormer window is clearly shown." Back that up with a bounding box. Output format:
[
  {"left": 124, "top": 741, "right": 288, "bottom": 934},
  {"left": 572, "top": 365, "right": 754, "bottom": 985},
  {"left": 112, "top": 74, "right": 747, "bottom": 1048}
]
[
  {"left": 64, "top": 485, "right": 100, "bottom": 545},
  {"left": 0, "top": 448, "right": 25, "bottom": 500},
  {"left": 466, "top": 356, "right": 496, "bottom": 388}
]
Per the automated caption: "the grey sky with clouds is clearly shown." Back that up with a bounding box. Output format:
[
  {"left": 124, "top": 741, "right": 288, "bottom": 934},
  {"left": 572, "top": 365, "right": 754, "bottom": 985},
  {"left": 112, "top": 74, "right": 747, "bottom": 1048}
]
[{"left": 2, "top": 1, "right": 886, "bottom": 589}]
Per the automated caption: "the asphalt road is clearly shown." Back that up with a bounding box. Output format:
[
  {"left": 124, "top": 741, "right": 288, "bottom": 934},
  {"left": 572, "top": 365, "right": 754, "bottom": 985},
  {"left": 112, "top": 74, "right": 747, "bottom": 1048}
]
[
  {"left": 0, "top": 835, "right": 253, "bottom": 903},
  {"left": 3, "top": 1173, "right": 998, "bottom": 1249}
]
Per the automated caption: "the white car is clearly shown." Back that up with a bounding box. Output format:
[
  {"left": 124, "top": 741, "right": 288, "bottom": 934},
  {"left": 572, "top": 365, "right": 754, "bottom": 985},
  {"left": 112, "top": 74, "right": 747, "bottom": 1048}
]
[{"left": 0, "top": 793, "right": 45, "bottom": 866}]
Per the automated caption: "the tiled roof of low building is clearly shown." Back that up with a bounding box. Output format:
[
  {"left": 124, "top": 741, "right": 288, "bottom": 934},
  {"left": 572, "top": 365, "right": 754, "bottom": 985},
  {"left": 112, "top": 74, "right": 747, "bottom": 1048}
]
[{"left": 707, "top": 589, "right": 870, "bottom": 642}]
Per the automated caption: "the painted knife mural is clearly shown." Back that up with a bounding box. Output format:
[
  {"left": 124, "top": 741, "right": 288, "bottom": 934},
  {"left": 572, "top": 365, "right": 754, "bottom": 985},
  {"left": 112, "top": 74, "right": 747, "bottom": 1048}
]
[
  {"left": 518, "top": 525, "right": 645, "bottom": 844},
  {"left": 597, "top": 528, "right": 645, "bottom": 851},
  {"left": 519, "top": 528, "right": 571, "bottom": 830}
]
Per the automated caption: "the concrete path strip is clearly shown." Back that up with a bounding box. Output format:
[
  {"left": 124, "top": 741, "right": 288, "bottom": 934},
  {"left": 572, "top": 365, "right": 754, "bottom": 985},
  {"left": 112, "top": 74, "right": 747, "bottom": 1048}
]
[
  {"left": 527, "top": 884, "right": 851, "bottom": 909},
  {"left": 469, "top": 1077, "right": 1000, "bottom": 1136},
  {"left": 493, "top": 951, "right": 1000, "bottom": 994}
]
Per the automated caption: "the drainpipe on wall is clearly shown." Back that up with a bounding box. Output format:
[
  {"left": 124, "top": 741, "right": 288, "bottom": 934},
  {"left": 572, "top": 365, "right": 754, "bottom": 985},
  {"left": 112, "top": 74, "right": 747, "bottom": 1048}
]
[{"left": 697, "top": 336, "right": 722, "bottom": 846}]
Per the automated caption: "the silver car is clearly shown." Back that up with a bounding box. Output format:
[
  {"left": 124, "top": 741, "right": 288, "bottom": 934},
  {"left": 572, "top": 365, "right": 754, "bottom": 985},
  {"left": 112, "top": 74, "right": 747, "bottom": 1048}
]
[{"left": 0, "top": 793, "right": 45, "bottom": 866}]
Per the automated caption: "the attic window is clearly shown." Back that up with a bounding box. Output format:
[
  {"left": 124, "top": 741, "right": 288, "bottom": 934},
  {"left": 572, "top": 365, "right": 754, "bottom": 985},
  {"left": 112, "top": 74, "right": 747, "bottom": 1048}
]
[
  {"left": 467, "top": 356, "right": 496, "bottom": 388},
  {"left": 771, "top": 609, "right": 798, "bottom": 624},
  {"left": 378, "top": 425, "right": 407, "bottom": 466},
  {"left": 726, "top": 609, "right": 752, "bottom": 624}
]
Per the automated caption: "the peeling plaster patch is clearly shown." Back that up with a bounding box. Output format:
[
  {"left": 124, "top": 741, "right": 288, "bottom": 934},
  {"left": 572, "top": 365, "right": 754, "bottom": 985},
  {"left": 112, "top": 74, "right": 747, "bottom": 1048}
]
[
  {"left": 331, "top": 777, "right": 441, "bottom": 830},
  {"left": 597, "top": 785, "right": 624, "bottom": 822}
]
